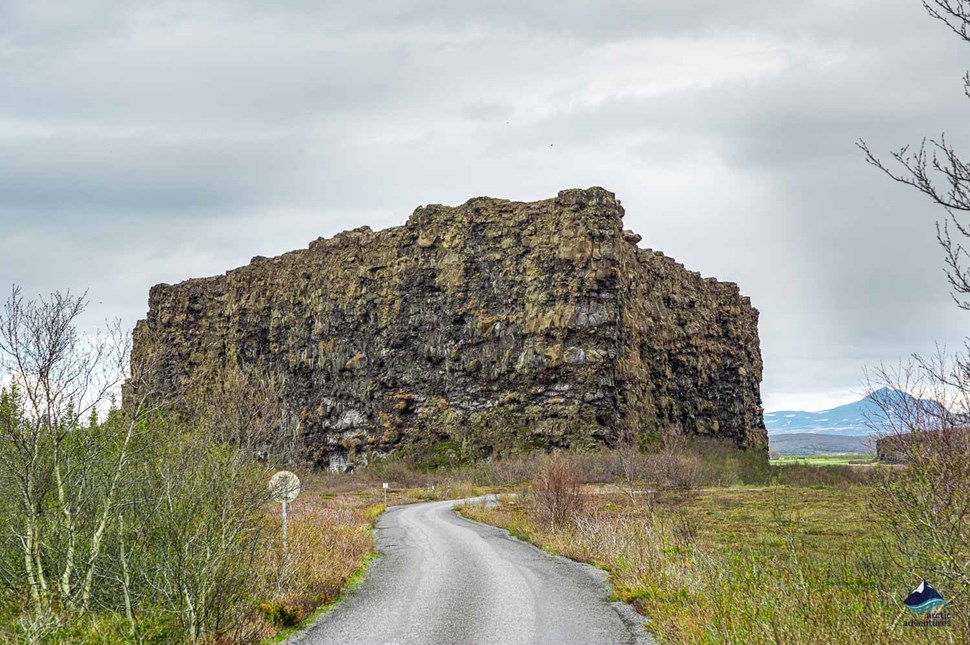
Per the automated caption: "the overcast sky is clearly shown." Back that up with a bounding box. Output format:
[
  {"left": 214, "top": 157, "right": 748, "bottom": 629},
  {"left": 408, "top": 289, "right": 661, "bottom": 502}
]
[{"left": 2, "top": 0, "right": 969, "bottom": 412}]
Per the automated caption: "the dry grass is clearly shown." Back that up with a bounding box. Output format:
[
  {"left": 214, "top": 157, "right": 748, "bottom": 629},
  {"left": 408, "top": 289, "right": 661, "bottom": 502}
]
[
  {"left": 462, "top": 483, "right": 959, "bottom": 644},
  {"left": 212, "top": 445, "right": 885, "bottom": 642},
  {"left": 245, "top": 470, "right": 504, "bottom": 643},
  {"left": 240, "top": 472, "right": 382, "bottom": 643}
]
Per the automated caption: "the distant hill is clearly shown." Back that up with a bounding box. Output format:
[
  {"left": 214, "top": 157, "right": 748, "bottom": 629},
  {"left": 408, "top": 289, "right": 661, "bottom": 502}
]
[
  {"left": 764, "top": 387, "right": 939, "bottom": 437},
  {"left": 768, "top": 433, "right": 874, "bottom": 456}
]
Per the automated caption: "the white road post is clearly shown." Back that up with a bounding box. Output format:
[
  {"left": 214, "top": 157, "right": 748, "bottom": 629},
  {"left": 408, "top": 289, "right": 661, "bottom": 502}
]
[
  {"left": 383, "top": 482, "right": 388, "bottom": 508},
  {"left": 269, "top": 471, "right": 301, "bottom": 560},
  {"left": 282, "top": 479, "right": 288, "bottom": 553}
]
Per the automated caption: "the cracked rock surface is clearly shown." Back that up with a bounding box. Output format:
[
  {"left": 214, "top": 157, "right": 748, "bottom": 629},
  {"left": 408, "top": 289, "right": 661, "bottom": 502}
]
[{"left": 131, "top": 187, "right": 766, "bottom": 469}]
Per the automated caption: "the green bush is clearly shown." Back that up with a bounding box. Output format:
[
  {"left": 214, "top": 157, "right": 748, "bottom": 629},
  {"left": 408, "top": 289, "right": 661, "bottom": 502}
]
[{"left": 260, "top": 601, "right": 301, "bottom": 627}]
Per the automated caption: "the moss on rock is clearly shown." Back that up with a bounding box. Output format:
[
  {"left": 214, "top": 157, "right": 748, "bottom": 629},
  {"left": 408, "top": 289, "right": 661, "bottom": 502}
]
[{"left": 130, "top": 187, "right": 766, "bottom": 469}]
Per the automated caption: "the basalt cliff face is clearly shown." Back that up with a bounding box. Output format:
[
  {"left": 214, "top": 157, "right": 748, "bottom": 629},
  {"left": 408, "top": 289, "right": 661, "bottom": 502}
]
[{"left": 131, "top": 188, "right": 766, "bottom": 470}]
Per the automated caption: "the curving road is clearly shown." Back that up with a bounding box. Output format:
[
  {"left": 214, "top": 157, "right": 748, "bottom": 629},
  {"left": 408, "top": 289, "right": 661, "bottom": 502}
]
[{"left": 288, "top": 497, "right": 653, "bottom": 645}]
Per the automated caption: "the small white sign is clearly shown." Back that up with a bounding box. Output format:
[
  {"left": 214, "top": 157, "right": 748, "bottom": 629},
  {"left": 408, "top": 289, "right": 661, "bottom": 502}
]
[
  {"left": 269, "top": 471, "right": 302, "bottom": 503},
  {"left": 382, "top": 482, "right": 388, "bottom": 489}
]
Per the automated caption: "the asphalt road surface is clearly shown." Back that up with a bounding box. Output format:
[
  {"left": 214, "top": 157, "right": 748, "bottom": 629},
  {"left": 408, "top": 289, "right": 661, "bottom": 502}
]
[{"left": 288, "top": 497, "right": 654, "bottom": 645}]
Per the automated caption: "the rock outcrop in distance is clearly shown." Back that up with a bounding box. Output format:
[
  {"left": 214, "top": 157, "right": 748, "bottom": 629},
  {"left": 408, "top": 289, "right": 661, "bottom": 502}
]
[{"left": 131, "top": 188, "right": 767, "bottom": 470}]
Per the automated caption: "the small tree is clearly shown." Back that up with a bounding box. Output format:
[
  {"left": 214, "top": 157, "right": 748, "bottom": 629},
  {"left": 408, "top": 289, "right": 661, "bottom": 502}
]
[
  {"left": 866, "top": 357, "right": 970, "bottom": 633},
  {"left": 129, "top": 428, "right": 268, "bottom": 641},
  {"left": 0, "top": 286, "right": 273, "bottom": 642},
  {"left": 0, "top": 287, "right": 129, "bottom": 612},
  {"left": 185, "top": 361, "right": 294, "bottom": 463},
  {"left": 654, "top": 425, "right": 701, "bottom": 491}
]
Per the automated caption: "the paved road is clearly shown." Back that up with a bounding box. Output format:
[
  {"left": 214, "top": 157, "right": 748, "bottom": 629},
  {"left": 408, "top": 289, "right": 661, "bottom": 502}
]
[{"left": 289, "top": 497, "right": 653, "bottom": 645}]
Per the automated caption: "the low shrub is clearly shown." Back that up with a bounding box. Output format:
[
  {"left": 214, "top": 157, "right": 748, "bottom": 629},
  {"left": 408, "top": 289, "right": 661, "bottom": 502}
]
[
  {"left": 359, "top": 436, "right": 791, "bottom": 495},
  {"left": 772, "top": 463, "right": 875, "bottom": 487},
  {"left": 531, "top": 456, "right": 585, "bottom": 527},
  {"left": 365, "top": 504, "right": 385, "bottom": 524},
  {"left": 468, "top": 453, "right": 542, "bottom": 486},
  {"left": 259, "top": 602, "right": 301, "bottom": 627},
  {"left": 653, "top": 451, "right": 703, "bottom": 491},
  {"left": 363, "top": 458, "right": 431, "bottom": 488}
]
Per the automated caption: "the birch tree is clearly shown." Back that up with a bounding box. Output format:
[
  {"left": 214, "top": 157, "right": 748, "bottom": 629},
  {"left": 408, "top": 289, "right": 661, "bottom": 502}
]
[{"left": 0, "top": 287, "right": 150, "bottom": 613}]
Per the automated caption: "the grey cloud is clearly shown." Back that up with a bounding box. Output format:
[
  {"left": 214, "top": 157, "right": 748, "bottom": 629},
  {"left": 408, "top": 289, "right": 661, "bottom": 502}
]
[
  {"left": 0, "top": 134, "right": 307, "bottom": 214},
  {"left": 2, "top": 0, "right": 969, "bottom": 411}
]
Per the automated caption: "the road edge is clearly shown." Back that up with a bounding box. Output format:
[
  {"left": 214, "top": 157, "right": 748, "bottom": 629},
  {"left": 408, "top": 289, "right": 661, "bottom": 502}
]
[
  {"left": 275, "top": 535, "right": 382, "bottom": 644},
  {"left": 452, "top": 501, "right": 657, "bottom": 645}
]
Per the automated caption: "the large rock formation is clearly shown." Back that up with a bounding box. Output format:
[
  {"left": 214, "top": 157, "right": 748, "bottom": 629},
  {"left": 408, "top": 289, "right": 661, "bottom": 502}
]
[{"left": 131, "top": 188, "right": 766, "bottom": 469}]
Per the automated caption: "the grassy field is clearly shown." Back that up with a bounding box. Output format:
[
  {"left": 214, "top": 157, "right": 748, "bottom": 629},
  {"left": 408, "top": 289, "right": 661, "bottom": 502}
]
[
  {"left": 771, "top": 453, "right": 875, "bottom": 466},
  {"left": 460, "top": 478, "right": 957, "bottom": 644},
  {"left": 271, "top": 450, "right": 892, "bottom": 643},
  {"left": 250, "top": 453, "right": 942, "bottom": 644},
  {"left": 37, "top": 448, "right": 935, "bottom": 644}
]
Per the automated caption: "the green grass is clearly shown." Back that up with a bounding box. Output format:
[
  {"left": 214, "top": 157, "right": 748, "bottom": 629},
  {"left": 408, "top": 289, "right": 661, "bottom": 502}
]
[
  {"left": 12, "top": 612, "right": 182, "bottom": 645},
  {"left": 771, "top": 453, "right": 875, "bottom": 466},
  {"left": 463, "top": 483, "right": 956, "bottom": 643},
  {"left": 686, "top": 485, "right": 880, "bottom": 556}
]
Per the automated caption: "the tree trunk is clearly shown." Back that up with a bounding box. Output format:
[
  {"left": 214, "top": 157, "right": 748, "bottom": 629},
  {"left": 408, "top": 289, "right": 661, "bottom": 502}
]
[{"left": 81, "top": 417, "right": 135, "bottom": 607}]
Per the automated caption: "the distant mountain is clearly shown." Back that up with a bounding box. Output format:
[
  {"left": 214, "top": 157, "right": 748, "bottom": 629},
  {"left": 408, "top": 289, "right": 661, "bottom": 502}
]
[
  {"left": 768, "top": 433, "right": 874, "bottom": 456},
  {"left": 765, "top": 387, "right": 941, "bottom": 437}
]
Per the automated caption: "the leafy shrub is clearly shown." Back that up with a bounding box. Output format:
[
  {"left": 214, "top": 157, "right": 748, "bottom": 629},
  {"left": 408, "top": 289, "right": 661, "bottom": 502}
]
[
  {"left": 687, "top": 437, "right": 771, "bottom": 486},
  {"left": 259, "top": 601, "right": 301, "bottom": 627}
]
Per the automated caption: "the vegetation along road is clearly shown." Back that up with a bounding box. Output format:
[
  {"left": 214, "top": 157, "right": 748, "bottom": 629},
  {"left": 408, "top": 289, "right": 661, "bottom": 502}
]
[{"left": 288, "top": 497, "right": 654, "bottom": 645}]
